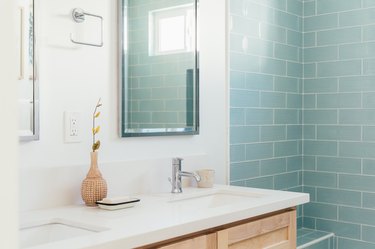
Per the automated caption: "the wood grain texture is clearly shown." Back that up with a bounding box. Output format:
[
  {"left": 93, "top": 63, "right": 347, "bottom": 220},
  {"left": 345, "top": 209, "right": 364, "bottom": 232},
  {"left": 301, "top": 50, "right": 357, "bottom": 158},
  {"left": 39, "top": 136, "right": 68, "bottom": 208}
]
[
  {"left": 218, "top": 210, "right": 296, "bottom": 249},
  {"left": 158, "top": 233, "right": 217, "bottom": 249}
]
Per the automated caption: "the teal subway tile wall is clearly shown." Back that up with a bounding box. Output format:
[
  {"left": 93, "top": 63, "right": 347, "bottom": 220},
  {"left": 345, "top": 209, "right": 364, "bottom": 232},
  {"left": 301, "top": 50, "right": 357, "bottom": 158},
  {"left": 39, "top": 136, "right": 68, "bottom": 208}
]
[
  {"left": 229, "top": 0, "right": 304, "bottom": 226},
  {"left": 302, "top": 0, "right": 375, "bottom": 247},
  {"left": 230, "top": 0, "right": 375, "bottom": 248}
]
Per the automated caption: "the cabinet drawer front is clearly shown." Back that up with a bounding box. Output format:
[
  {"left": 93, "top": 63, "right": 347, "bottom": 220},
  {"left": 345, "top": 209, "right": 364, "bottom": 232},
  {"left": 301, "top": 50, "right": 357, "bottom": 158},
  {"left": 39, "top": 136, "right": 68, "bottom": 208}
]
[
  {"left": 218, "top": 210, "right": 296, "bottom": 249},
  {"left": 221, "top": 227, "right": 289, "bottom": 249}
]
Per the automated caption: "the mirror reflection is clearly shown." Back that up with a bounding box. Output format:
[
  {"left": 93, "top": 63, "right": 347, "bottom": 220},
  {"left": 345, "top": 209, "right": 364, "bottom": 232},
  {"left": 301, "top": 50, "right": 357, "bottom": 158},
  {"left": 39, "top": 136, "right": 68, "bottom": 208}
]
[
  {"left": 18, "top": 0, "right": 38, "bottom": 140},
  {"left": 120, "top": 0, "right": 199, "bottom": 137}
]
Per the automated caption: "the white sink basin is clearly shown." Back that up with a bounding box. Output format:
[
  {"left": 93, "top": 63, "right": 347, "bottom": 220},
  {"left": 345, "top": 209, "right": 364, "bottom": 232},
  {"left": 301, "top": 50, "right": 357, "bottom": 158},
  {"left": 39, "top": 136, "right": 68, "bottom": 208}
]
[
  {"left": 168, "top": 190, "right": 264, "bottom": 209},
  {"left": 20, "top": 218, "right": 108, "bottom": 248}
]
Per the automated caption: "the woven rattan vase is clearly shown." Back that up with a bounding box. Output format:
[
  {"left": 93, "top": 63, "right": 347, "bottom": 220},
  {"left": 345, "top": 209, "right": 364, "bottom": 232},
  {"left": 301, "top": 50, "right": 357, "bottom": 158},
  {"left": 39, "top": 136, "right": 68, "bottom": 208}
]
[{"left": 81, "top": 151, "right": 107, "bottom": 206}]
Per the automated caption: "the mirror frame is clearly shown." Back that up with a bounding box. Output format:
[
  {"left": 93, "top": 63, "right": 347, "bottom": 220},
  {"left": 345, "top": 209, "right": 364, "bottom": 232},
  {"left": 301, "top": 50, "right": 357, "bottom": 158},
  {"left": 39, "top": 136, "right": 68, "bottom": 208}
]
[
  {"left": 19, "top": 0, "right": 39, "bottom": 141},
  {"left": 118, "top": 0, "right": 199, "bottom": 137}
]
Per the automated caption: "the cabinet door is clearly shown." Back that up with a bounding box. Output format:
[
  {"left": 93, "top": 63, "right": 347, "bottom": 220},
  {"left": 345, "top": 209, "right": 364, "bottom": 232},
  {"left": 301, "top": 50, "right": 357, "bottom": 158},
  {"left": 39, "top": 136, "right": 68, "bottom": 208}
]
[
  {"left": 217, "top": 210, "right": 296, "bottom": 249},
  {"left": 158, "top": 233, "right": 217, "bottom": 249}
]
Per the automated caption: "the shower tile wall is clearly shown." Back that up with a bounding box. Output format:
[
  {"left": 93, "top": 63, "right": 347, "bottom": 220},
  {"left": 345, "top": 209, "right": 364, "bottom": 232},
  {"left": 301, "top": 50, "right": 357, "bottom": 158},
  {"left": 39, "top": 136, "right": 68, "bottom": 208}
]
[
  {"left": 229, "top": 0, "right": 303, "bottom": 193},
  {"left": 230, "top": 0, "right": 375, "bottom": 247},
  {"left": 302, "top": 0, "right": 375, "bottom": 248}
]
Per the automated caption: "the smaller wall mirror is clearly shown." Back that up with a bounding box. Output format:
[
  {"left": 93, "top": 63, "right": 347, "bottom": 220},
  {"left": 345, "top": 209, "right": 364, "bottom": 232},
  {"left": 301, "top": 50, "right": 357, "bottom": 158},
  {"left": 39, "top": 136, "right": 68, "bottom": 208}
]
[
  {"left": 119, "top": 0, "right": 199, "bottom": 137},
  {"left": 18, "top": 0, "right": 39, "bottom": 141}
]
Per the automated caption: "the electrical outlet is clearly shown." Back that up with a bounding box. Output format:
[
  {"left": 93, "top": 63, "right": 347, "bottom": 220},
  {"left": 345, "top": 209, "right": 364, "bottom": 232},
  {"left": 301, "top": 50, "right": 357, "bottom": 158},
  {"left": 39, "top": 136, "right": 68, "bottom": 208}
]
[
  {"left": 70, "top": 115, "right": 78, "bottom": 136},
  {"left": 64, "top": 111, "right": 81, "bottom": 143}
]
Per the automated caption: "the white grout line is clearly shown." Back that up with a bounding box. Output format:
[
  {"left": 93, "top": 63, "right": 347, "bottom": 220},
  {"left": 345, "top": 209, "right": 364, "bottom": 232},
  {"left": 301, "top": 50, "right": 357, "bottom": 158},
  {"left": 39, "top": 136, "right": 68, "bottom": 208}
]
[{"left": 297, "top": 232, "right": 335, "bottom": 249}]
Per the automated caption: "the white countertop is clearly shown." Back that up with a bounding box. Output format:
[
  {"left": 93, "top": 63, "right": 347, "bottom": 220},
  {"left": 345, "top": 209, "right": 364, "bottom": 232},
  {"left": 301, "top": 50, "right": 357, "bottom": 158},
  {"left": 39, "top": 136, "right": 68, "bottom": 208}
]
[{"left": 20, "top": 185, "right": 309, "bottom": 249}]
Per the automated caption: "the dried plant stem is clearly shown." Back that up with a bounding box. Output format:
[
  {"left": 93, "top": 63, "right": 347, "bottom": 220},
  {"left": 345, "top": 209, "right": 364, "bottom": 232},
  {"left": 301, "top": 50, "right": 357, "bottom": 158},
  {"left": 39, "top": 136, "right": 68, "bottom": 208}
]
[{"left": 92, "top": 98, "right": 101, "bottom": 151}]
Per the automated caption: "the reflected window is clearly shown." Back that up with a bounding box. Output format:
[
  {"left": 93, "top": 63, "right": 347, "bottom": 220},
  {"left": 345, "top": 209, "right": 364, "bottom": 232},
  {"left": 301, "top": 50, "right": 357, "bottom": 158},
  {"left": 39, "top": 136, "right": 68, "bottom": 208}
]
[{"left": 149, "top": 4, "right": 194, "bottom": 55}]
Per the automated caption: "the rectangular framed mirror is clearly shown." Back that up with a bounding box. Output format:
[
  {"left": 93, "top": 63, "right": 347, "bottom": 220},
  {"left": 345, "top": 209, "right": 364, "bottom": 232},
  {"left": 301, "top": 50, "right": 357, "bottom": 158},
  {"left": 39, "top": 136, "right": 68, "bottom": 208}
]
[
  {"left": 18, "top": 0, "right": 39, "bottom": 141},
  {"left": 119, "top": 0, "right": 199, "bottom": 137}
]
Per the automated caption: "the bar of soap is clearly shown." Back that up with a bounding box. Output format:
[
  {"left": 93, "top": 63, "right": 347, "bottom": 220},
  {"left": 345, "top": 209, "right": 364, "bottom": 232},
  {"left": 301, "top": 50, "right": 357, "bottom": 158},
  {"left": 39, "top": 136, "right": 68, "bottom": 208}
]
[{"left": 101, "top": 196, "right": 132, "bottom": 204}]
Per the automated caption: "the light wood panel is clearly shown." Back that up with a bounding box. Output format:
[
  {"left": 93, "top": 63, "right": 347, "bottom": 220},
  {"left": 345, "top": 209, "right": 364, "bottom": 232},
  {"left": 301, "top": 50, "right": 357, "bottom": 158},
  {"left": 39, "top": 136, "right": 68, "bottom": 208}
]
[
  {"left": 158, "top": 233, "right": 217, "bottom": 249},
  {"left": 217, "top": 210, "right": 296, "bottom": 249}
]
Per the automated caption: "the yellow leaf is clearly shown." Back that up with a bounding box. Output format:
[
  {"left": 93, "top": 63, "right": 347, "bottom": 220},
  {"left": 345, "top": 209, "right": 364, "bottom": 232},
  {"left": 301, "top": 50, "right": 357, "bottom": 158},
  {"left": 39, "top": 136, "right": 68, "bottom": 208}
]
[
  {"left": 92, "top": 126, "right": 100, "bottom": 134},
  {"left": 92, "top": 140, "right": 101, "bottom": 151},
  {"left": 94, "top": 112, "right": 101, "bottom": 118}
]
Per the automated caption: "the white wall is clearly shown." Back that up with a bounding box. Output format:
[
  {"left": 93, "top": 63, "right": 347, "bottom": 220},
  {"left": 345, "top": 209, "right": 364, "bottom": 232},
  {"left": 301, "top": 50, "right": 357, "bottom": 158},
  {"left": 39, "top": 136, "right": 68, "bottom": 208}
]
[
  {"left": 0, "top": 0, "right": 19, "bottom": 247},
  {"left": 19, "top": 0, "right": 228, "bottom": 211}
]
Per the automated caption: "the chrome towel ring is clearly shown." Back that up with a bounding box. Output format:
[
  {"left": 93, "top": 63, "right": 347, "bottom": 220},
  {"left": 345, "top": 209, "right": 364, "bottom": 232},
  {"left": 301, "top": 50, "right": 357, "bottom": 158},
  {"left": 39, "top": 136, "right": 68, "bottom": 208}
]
[{"left": 70, "top": 8, "right": 103, "bottom": 47}]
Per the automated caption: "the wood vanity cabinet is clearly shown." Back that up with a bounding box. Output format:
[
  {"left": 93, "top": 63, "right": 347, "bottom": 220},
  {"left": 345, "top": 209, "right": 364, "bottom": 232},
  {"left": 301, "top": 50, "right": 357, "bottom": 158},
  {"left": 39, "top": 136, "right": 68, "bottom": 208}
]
[{"left": 141, "top": 209, "right": 296, "bottom": 249}]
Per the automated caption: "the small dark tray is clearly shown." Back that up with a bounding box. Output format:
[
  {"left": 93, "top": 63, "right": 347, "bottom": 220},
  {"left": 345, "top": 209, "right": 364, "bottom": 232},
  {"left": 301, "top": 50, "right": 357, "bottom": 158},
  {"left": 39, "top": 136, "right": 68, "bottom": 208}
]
[{"left": 96, "top": 198, "right": 140, "bottom": 206}]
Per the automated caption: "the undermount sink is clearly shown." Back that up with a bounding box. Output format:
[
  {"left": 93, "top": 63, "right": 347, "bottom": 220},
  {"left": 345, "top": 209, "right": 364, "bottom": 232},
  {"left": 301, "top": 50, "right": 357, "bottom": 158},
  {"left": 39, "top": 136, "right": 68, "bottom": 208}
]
[
  {"left": 168, "top": 190, "right": 264, "bottom": 209},
  {"left": 20, "top": 218, "right": 108, "bottom": 248}
]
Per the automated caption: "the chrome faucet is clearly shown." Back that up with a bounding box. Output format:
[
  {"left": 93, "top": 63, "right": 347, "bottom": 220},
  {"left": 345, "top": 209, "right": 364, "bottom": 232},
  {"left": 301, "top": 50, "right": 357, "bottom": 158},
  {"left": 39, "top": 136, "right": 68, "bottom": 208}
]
[{"left": 170, "top": 158, "right": 201, "bottom": 193}]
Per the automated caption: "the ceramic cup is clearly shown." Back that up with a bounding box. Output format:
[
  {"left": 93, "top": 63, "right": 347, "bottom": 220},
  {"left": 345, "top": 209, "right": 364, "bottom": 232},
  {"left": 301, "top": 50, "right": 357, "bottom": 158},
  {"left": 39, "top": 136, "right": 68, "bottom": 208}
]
[{"left": 196, "top": 169, "right": 215, "bottom": 188}]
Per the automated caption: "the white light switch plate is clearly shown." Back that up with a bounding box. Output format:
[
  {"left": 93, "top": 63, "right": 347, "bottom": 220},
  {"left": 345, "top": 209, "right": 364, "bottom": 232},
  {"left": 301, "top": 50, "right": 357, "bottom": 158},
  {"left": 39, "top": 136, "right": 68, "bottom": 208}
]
[{"left": 64, "top": 111, "right": 82, "bottom": 143}]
